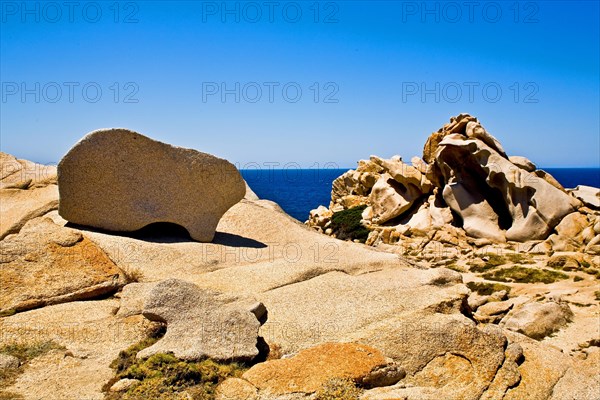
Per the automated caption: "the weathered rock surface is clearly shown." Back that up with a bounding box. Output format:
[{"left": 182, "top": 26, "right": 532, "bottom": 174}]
[
  {"left": 2, "top": 147, "right": 598, "bottom": 400},
  {"left": 0, "top": 152, "right": 57, "bottom": 189},
  {"left": 215, "top": 377, "right": 258, "bottom": 400},
  {"left": 368, "top": 156, "right": 432, "bottom": 224},
  {"left": 509, "top": 155, "right": 536, "bottom": 172},
  {"left": 109, "top": 378, "right": 140, "bottom": 392},
  {"left": 569, "top": 185, "right": 600, "bottom": 209},
  {"left": 0, "top": 154, "right": 59, "bottom": 240},
  {"left": 0, "top": 184, "right": 58, "bottom": 240},
  {"left": 0, "top": 217, "right": 124, "bottom": 314},
  {"left": 137, "top": 279, "right": 263, "bottom": 361},
  {"left": 501, "top": 301, "right": 574, "bottom": 340},
  {"left": 0, "top": 299, "right": 148, "bottom": 400},
  {"left": 430, "top": 133, "right": 580, "bottom": 242},
  {"left": 473, "top": 300, "right": 513, "bottom": 324},
  {"left": 503, "top": 330, "right": 572, "bottom": 400},
  {"left": 350, "top": 313, "right": 509, "bottom": 400},
  {"left": 240, "top": 342, "right": 404, "bottom": 395},
  {"left": 57, "top": 128, "right": 246, "bottom": 242},
  {"left": 551, "top": 347, "right": 600, "bottom": 400},
  {"left": 308, "top": 114, "right": 589, "bottom": 247},
  {"left": 0, "top": 353, "right": 20, "bottom": 369}
]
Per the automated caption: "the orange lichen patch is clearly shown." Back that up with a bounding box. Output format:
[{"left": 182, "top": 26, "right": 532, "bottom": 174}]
[{"left": 243, "top": 342, "right": 391, "bottom": 395}]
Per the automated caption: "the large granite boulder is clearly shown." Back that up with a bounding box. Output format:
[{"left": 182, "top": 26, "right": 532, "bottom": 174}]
[
  {"left": 137, "top": 279, "right": 264, "bottom": 361},
  {"left": 309, "top": 114, "right": 595, "bottom": 247},
  {"left": 58, "top": 129, "right": 245, "bottom": 242}
]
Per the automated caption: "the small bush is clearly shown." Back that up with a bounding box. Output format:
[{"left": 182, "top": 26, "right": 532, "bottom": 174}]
[
  {"left": 104, "top": 324, "right": 246, "bottom": 400},
  {"left": 505, "top": 253, "right": 534, "bottom": 264},
  {"left": 584, "top": 268, "right": 600, "bottom": 277},
  {"left": 0, "top": 309, "right": 16, "bottom": 318},
  {"left": 574, "top": 276, "right": 584, "bottom": 282},
  {"left": 121, "top": 266, "right": 144, "bottom": 283},
  {"left": 595, "top": 291, "right": 600, "bottom": 301},
  {"left": 330, "top": 205, "right": 370, "bottom": 243},
  {"left": 547, "top": 256, "right": 573, "bottom": 270},
  {"left": 466, "top": 281, "right": 511, "bottom": 296},
  {"left": 482, "top": 266, "right": 568, "bottom": 284},
  {"left": 446, "top": 263, "right": 464, "bottom": 273},
  {"left": 482, "top": 253, "right": 507, "bottom": 267},
  {"left": 315, "top": 378, "right": 362, "bottom": 400},
  {"left": 471, "top": 253, "right": 508, "bottom": 273},
  {"left": 470, "top": 263, "right": 497, "bottom": 273}
]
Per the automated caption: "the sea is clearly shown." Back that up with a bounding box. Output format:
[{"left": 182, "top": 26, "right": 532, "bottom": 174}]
[{"left": 241, "top": 168, "right": 600, "bottom": 222}]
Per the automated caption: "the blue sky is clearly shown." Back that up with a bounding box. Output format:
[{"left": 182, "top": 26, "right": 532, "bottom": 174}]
[{"left": 1, "top": 0, "right": 599, "bottom": 168}]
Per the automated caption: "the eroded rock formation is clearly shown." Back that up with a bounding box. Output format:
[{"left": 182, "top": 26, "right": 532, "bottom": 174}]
[
  {"left": 57, "top": 129, "right": 246, "bottom": 242},
  {"left": 307, "top": 114, "right": 599, "bottom": 256}
]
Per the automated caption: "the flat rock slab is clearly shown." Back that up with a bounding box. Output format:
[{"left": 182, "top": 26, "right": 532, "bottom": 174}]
[
  {"left": 0, "top": 299, "right": 148, "bottom": 400},
  {"left": 241, "top": 342, "right": 404, "bottom": 395},
  {"left": 138, "top": 279, "right": 263, "bottom": 361},
  {"left": 57, "top": 128, "right": 246, "bottom": 242},
  {"left": 0, "top": 217, "right": 124, "bottom": 314}
]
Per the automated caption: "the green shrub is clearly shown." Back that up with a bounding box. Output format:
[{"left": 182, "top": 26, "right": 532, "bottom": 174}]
[
  {"left": 104, "top": 324, "right": 246, "bottom": 400},
  {"left": 505, "top": 253, "right": 534, "bottom": 264},
  {"left": 470, "top": 253, "right": 509, "bottom": 273},
  {"left": 470, "top": 263, "right": 497, "bottom": 273},
  {"left": 573, "top": 276, "right": 584, "bottom": 282},
  {"left": 466, "top": 281, "right": 511, "bottom": 296},
  {"left": 595, "top": 291, "right": 600, "bottom": 301},
  {"left": 584, "top": 268, "right": 600, "bottom": 277},
  {"left": 482, "top": 253, "right": 507, "bottom": 267},
  {"left": 547, "top": 256, "right": 573, "bottom": 270},
  {"left": 0, "top": 309, "right": 16, "bottom": 318},
  {"left": 482, "top": 266, "right": 568, "bottom": 284},
  {"left": 446, "top": 263, "right": 464, "bottom": 273},
  {"left": 330, "top": 205, "right": 370, "bottom": 243}
]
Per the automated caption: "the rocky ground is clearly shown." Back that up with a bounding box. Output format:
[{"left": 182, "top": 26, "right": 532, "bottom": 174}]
[{"left": 1, "top": 121, "right": 598, "bottom": 399}]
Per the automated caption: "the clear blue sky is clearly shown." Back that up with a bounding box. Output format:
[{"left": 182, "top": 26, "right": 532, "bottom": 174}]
[{"left": 1, "top": 1, "right": 599, "bottom": 168}]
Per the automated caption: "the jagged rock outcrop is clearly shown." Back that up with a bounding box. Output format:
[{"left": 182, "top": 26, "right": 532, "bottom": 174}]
[
  {"left": 58, "top": 128, "right": 246, "bottom": 242},
  {"left": 307, "top": 114, "right": 597, "bottom": 254},
  {"left": 430, "top": 132, "right": 580, "bottom": 241}
]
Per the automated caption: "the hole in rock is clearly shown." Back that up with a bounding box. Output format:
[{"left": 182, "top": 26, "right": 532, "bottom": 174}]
[{"left": 128, "top": 222, "right": 194, "bottom": 243}]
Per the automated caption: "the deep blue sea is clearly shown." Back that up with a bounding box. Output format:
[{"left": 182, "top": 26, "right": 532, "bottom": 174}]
[{"left": 241, "top": 168, "right": 600, "bottom": 222}]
